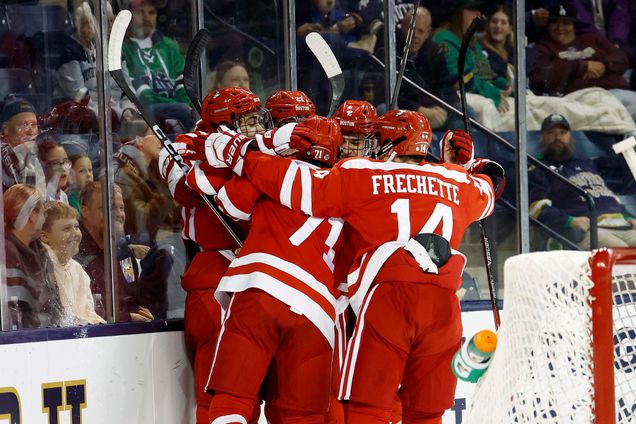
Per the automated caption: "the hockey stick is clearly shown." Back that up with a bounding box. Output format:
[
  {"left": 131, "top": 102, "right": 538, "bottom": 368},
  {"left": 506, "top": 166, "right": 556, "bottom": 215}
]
[
  {"left": 458, "top": 16, "right": 500, "bottom": 329},
  {"left": 108, "top": 11, "right": 243, "bottom": 247},
  {"left": 389, "top": 0, "right": 421, "bottom": 110},
  {"left": 183, "top": 28, "right": 213, "bottom": 114},
  {"left": 305, "top": 32, "right": 345, "bottom": 117}
]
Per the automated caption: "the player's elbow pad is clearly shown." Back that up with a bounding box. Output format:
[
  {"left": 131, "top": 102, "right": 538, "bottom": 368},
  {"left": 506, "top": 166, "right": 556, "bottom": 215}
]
[{"left": 466, "top": 158, "right": 506, "bottom": 199}]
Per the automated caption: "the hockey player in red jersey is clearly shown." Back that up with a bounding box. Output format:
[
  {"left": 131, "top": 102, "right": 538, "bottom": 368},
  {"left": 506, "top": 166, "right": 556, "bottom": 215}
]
[
  {"left": 158, "top": 86, "right": 268, "bottom": 424},
  {"left": 200, "top": 116, "right": 345, "bottom": 424},
  {"left": 265, "top": 90, "right": 316, "bottom": 126},
  {"left": 333, "top": 100, "right": 378, "bottom": 159},
  {"left": 202, "top": 108, "right": 504, "bottom": 424}
]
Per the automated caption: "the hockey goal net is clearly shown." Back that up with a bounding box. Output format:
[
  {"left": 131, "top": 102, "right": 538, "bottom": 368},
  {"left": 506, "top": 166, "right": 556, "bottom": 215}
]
[{"left": 463, "top": 248, "right": 636, "bottom": 424}]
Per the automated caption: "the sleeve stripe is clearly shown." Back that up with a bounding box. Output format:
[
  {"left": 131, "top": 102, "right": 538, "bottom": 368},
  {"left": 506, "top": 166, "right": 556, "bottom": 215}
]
[
  {"left": 474, "top": 176, "right": 495, "bottom": 220},
  {"left": 193, "top": 165, "right": 217, "bottom": 196},
  {"left": 217, "top": 186, "right": 251, "bottom": 221},
  {"left": 280, "top": 162, "right": 299, "bottom": 208},
  {"left": 299, "top": 166, "right": 313, "bottom": 215}
]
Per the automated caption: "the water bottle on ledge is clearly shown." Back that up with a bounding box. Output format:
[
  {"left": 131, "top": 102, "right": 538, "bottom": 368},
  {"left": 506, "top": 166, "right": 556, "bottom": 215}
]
[
  {"left": 452, "top": 329, "right": 497, "bottom": 383},
  {"left": 8, "top": 295, "right": 22, "bottom": 330}
]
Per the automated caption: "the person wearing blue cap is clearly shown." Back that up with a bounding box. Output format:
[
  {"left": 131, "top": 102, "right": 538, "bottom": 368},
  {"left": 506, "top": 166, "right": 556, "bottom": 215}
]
[
  {"left": 529, "top": 113, "right": 636, "bottom": 248},
  {"left": 0, "top": 98, "right": 46, "bottom": 195}
]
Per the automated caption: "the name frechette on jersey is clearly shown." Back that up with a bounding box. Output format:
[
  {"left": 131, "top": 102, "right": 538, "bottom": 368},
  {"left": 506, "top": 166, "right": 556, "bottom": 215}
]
[{"left": 371, "top": 173, "right": 460, "bottom": 205}]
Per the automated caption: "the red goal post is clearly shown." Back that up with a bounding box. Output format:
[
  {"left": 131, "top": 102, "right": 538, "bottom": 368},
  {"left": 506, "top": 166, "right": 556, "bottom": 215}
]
[{"left": 463, "top": 248, "right": 636, "bottom": 424}]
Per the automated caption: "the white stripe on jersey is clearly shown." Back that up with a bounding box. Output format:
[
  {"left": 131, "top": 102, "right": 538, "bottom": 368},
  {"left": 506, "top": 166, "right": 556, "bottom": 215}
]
[
  {"left": 192, "top": 163, "right": 217, "bottom": 195},
  {"left": 211, "top": 415, "right": 248, "bottom": 424},
  {"left": 473, "top": 175, "right": 495, "bottom": 219},
  {"left": 227, "top": 252, "right": 336, "bottom": 307},
  {"left": 216, "top": 272, "right": 336, "bottom": 347},
  {"left": 280, "top": 161, "right": 300, "bottom": 208},
  {"left": 206, "top": 292, "right": 236, "bottom": 391},
  {"left": 339, "top": 283, "right": 380, "bottom": 400},
  {"left": 299, "top": 165, "right": 313, "bottom": 215},
  {"left": 348, "top": 241, "right": 403, "bottom": 316},
  {"left": 341, "top": 158, "right": 471, "bottom": 184},
  {"left": 217, "top": 186, "right": 251, "bottom": 221}
]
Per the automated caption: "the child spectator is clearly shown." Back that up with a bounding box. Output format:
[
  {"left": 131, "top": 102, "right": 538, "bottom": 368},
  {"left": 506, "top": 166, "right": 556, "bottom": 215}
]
[
  {"left": 4, "top": 184, "right": 64, "bottom": 328},
  {"left": 67, "top": 153, "right": 94, "bottom": 216},
  {"left": 41, "top": 201, "right": 105, "bottom": 325},
  {"left": 38, "top": 140, "right": 71, "bottom": 203}
]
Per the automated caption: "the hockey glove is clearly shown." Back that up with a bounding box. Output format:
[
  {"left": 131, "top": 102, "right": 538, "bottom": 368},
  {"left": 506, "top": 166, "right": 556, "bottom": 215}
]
[
  {"left": 440, "top": 129, "right": 474, "bottom": 165},
  {"left": 255, "top": 122, "right": 314, "bottom": 157},
  {"left": 178, "top": 130, "right": 211, "bottom": 162},
  {"left": 205, "top": 126, "right": 254, "bottom": 175},
  {"left": 465, "top": 158, "right": 506, "bottom": 199}
]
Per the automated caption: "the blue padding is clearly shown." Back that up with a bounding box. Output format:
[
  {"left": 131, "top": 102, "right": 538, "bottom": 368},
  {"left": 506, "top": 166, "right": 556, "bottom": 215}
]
[{"left": 0, "top": 319, "right": 184, "bottom": 345}]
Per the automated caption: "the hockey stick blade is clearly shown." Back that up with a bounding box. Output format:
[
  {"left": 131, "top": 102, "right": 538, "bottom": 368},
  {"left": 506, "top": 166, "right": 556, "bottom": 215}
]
[
  {"left": 305, "top": 32, "right": 344, "bottom": 117},
  {"left": 108, "top": 11, "right": 244, "bottom": 247},
  {"left": 184, "top": 28, "right": 213, "bottom": 114}
]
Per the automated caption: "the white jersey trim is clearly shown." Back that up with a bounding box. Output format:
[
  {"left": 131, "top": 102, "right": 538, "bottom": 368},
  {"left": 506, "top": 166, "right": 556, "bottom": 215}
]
[
  {"left": 211, "top": 415, "right": 248, "bottom": 424},
  {"left": 192, "top": 163, "right": 217, "bottom": 195},
  {"left": 341, "top": 158, "right": 471, "bottom": 184},
  {"left": 227, "top": 252, "right": 336, "bottom": 307},
  {"left": 280, "top": 161, "right": 299, "bottom": 208},
  {"left": 299, "top": 165, "right": 313, "bottom": 215},
  {"left": 339, "top": 283, "right": 380, "bottom": 400},
  {"left": 216, "top": 272, "right": 336, "bottom": 347},
  {"left": 217, "top": 186, "right": 251, "bottom": 221}
]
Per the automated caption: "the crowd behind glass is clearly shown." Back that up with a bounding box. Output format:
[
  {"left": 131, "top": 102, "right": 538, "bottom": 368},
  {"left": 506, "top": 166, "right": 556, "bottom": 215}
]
[{"left": 2, "top": 0, "right": 636, "bottom": 329}]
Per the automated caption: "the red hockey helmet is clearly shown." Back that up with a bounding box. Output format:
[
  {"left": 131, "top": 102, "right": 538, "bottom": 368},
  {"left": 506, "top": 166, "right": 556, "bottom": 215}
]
[
  {"left": 375, "top": 109, "right": 432, "bottom": 159},
  {"left": 333, "top": 100, "right": 377, "bottom": 134},
  {"left": 201, "top": 87, "right": 262, "bottom": 130},
  {"left": 302, "top": 116, "right": 343, "bottom": 167},
  {"left": 265, "top": 90, "right": 316, "bottom": 125}
]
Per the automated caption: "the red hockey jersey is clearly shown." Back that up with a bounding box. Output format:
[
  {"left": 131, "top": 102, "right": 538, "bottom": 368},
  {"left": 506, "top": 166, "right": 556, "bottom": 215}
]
[
  {"left": 241, "top": 154, "right": 496, "bottom": 314},
  {"left": 215, "top": 162, "right": 347, "bottom": 347}
]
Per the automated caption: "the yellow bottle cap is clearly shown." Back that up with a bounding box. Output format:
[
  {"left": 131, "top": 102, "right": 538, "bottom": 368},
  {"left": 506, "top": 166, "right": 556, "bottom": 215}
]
[{"left": 473, "top": 330, "right": 497, "bottom": 353}]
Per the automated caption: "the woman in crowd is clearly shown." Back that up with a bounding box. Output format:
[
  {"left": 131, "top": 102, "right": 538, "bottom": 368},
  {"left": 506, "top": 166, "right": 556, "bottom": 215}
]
[
  {"left": 481, "top": 5, "right": 514, "bottom": 87},
  {"left": 211, "top": 60, "right": 251, "bottom": 91},
  {"left": 432, "top": 0, "right": 512, "bottom": 113},
  {"left": 4, "top": 184, "right": 63, "bottom": 328},
  {"left": 41, "top": 201, "right": 105, "bottom": 326}
]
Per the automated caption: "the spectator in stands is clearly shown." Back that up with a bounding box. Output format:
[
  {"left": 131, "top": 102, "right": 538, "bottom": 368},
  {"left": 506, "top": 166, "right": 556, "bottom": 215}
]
[
  {"left": 0, "top": 99, "right": 46, "bottom": 195},
  {"left": 38, "top": 140, "right": 71, "bottom": 203},
  {"left": 529, "top": 3, "right": 636, "bottom": 124},
  {"left": 4, "top": 184, "right": 64, "bottom": 328},
  {"left": 41, "top": 201, "right": 105, "bottom": 325},
  {"left": 572, "top": 0, "right": 630, "bottom": 48},
  {"left": 76, "top": 181, "right": 155, "bottom": 322},
  {"left": 432, "top": 0, "right": 512, "bottom": 114},
  {"left": 529, "top": 113, "right": 636, "bottom": 248},
  {"left": 115, "top": 120, "right": 171, "bottom": 244},
  {"left": 376, "top": 6, "right": 461, "bottom": 130},
  {"left": 211, "top": 60, "right": 251, "bottom": 90},
  {"left": 481, "top": 5, "right": 514, "bottom": 86},
  {"left": 122, "top": 0, "right": 194, "bottom": 131},
  {"left": 54, "top": 2, "right": 132, "bottom": 129},
  {"left": 66, "top": 153, "right": 94, "bottom": 215}
]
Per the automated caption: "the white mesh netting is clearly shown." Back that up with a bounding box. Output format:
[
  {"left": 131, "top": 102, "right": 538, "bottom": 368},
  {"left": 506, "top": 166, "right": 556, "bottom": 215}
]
[{"left": 463, "top": 251, "right": 636, "bottom": 424}]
